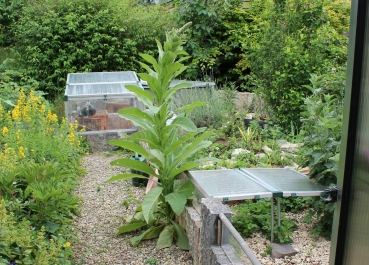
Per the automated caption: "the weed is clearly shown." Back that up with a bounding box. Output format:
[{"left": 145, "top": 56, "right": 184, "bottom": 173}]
[{"left": 145, "top": 258, "right": 158, "bottom": 265}]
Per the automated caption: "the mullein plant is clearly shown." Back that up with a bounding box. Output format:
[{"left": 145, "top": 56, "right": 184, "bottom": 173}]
[{"left": 106, "top": 23, "right": 218, "bottom": 250}]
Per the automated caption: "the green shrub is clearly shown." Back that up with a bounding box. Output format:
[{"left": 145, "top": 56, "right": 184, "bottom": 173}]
[
  {"left": 232, "top": 199, "right": 297, "bottom": 243},
  {"left": 245, "top": 0, "right": 349, "bottom": 131},
  {"left": 0, "top": 199, "right": 73, "bottom": 265},
  {"left": 297, "top": 68, "right": 345, "bottom": 238},
  {"left": 10, "top": 0, "right": 173, "bottom": 98},
  {"left": 173, "top": 0, "right": 250, "bottom": 84}
]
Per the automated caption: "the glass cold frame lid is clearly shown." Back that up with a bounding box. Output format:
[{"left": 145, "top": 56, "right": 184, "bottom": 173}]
[
  {"left": 240, "top": 168, "right": 326, "bottom": 194},
  {"left": 65, "top": 71, "right": 142, "bottom": 96},
  {"left": 189, "top": 169, "right": 272, "bottom": 200}
]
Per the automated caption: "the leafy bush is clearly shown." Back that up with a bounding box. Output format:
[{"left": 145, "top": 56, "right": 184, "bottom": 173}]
[
  {"left": 173, "top": 0, "right": 250, "bottom": 84},
  {"left": 245, "top": 0, "right": 349, "bottom": 131},
  {"left": 0, "top": 200, "right": 73, "bottom": 265},
  {"left": 232, "top": 199, "right": 297, "bottom": 243},
  {"left": 10, "top": 0, "right": 173, "bottom": 98},
  {"left": 171, "top": 84, "right": 237, "bottom": 129},
  {"left": 297, "top": 68, "right": 345, "bottom": 238},
  {"left": 1, "top": 162, "right": 80, "bottom": 234}
]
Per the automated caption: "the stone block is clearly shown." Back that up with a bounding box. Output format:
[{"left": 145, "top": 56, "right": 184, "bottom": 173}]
[
  {"left": 270, "top": 243, "right": 298, "bottom": 259},
  {"left": 200, "top": 198, "right": 232, "bottom": 265}
]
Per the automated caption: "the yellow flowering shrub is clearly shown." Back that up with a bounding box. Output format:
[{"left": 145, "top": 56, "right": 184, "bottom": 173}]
[{"left": 0, "top": 89, "right": 87, "bottom": 173}]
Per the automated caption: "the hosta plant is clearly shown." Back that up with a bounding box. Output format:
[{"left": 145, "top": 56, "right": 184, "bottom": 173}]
[{"left": 106, "top": 24, "right": 217, "bottom": 250}]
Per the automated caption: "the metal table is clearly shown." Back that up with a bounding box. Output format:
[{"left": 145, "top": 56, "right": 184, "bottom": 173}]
[{"left": 188, "top": 168, "right": 326, "bottom": 242}]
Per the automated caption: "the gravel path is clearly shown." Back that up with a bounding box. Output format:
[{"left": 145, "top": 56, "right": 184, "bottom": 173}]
[
  {"left": 72, "top": 152, "right": 330, "bottom": 265},
  {"left": 72, "top": 152, "right": 193, "bottom": 265}
]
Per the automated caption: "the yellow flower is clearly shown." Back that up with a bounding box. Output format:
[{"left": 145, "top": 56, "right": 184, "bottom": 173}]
[
  {"left": 47, "top": 110, "right": 58, "bottom": 123},
  {"left": 12, "top": 105, "right": 20, "bottom": 120},
  {"left": 2, "top": 127, "right": 8, "bottom": 137},
  {"left": 63, "top": 242, "right": 71, "bottom": 248},
  {"left": 19, "top": 146, "right": 25, "bottom": 159}
]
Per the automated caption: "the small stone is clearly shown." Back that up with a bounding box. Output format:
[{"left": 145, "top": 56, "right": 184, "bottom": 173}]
[{"left": 270, "top": 243, "right": 298, "bottom": 260}]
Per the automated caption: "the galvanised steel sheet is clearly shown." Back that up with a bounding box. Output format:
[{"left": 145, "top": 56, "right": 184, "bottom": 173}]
[
  {"left": 188, "top": 169, "right": 272, "bottom": 201},
  {"left": 240, "top": 168, "right": 326, "bottom": 196}
]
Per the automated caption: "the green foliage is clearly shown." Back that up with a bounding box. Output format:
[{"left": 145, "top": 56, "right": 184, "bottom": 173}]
[
  {"left": 246, "top": 0, "right": 349, "bottom": 131},
  {"left": 171, "top": 83, "right": 237, "bottom": 129},
  {"left": 232, "top": 199, "right": 297, "bottom": 243},
  {"left": 10, "top": 0, "right": 173, "bottom": 98},
  {"left": 174, "top": 0, "right": 249, "bottom": 84},
  {"left": 0, "top": 0, "right": 24, "bottom": 47},
  {"left": 0, "top": 200, "right": 73, "bottom": 265},
  {"left": 106, "top": 24, "right": 218, "bottom": 249},
  {"left": 297, "top": 69, "right": 345, "bottom": 238},
  {"left": 0, "top": 68, "right": 39, "bottom": 111},
  {"left": 0, "top": 88, "right": 86, "bottom": 263}
]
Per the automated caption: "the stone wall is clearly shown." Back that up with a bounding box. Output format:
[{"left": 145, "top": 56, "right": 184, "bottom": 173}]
[
  {"left": 177, "top": 198, "right": 244, "bottom": 265},
  {"left": 79, "top": 130, "right": 134, "bottom": 152}
]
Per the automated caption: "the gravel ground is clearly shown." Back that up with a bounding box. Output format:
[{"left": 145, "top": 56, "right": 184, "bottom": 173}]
[
  {"left": 244, "top": 211, "right": 331, "bottom": 265},
  {"left": 72, "top": 152, "right": 193, "bottom": 265},
  {"left": 72, "top": 152, "right": 330, "bottom": 265}
]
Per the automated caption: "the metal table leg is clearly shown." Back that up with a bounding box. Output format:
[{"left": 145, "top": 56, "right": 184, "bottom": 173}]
[{"left": 271, "top": 198, "right": 274, "bottom": 243}]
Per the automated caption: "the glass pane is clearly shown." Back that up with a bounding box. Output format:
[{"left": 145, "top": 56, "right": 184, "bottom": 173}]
[
  {"left": 189, "top": 170, "right": 272, "bottom": 200},
  {"left": 241, "top": 168, "right": 326, "bottom": 193},
  {"left": 65, "top": 71, "right": 141, "bottom": 96}
]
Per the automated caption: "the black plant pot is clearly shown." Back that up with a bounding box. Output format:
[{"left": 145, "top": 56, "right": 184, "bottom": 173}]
[{"left": 130, "top": 153, "right": 149, "bottom": 187}]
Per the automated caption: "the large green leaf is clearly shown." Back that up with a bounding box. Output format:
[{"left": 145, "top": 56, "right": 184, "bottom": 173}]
[
  {"left": 142, "top": 187, "right": 163, "bottom": 224},
  {"left": 166, "top": 82, "right": 193, "bottom": 101},
  {"left": 168, "top": 161, "right": 201, "bottom": 179},
  {"left": 143, "top": 225, "right": 165, "bottom": 240},
  {"left": 170, "top": 132, "right": 213, "bottom": 171},
  {"left": 128, "top": 130, "right": 161, "bottom": 150},
  {"left": 164, "top": 131, "right": 202, "bottom": 156},
  {"left": 157, "top": 225, "right": 174, "bottom": 249},
  {"left": 140, "top": 53, "right": 160, "bottom": 73},
  {"left": 149, "top": 149, "right": 165, "bottom": 168},
  {"left": 138, "top": 73, "right": 161, "bottom": 96},
  {"left": 118, "top": 108, "right": 155, "bottom": 132},
  {"left": 105, "top": 174, "right": 147, "bottom": 183},
  {"left": 170, "top": 220, "right": 190, "bottom": 250},
  {"left": 125, "top": 84, "right": 153, "bottom": 106},
  {"left": 105, "top": 173, "right": 147, "bottom": 183},
  {"left": 164, "top": 117, "right": 197, "bottom": 134},
  {"left": 176, "top": 180, "right": 195, "bottom": 198},
  {"left": 165, "top": 192, "right": 187, "bottom": 215},
  {"left": 130, "top": 228, "right": 155, "bottom": 247},
  {"left": 110, "top": 158, "right": 158, "bottom": 177},
  {"left": 116, "top": 221, "right": 147, "bottom": 235},
  {"left": 108, "top": 140, "right": 149, "bottom": 158}
]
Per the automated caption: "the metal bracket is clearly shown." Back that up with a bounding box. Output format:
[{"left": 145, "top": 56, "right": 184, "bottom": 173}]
[{"left": 323, "top": 187, "right": 339, "bottom": 204}]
